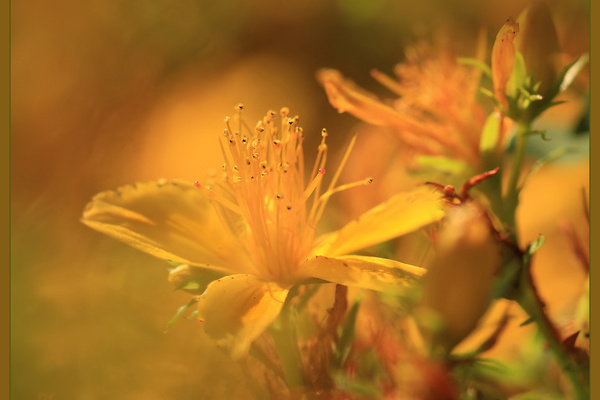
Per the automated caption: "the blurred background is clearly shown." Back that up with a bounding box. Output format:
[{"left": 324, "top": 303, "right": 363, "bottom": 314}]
[{"left": 11, "top": 0, "right": 589, "bottom": 399}]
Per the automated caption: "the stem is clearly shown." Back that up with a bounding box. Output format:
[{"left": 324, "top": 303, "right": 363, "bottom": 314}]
[
  {"left": 517, "top": 257, "right": 589, "bottom": 399},
  {"left": 497, "top": 120, "right": 588, "bottom": 397},
  {"left": 504, "top": 122, "right": 530, "bottom": 233}
]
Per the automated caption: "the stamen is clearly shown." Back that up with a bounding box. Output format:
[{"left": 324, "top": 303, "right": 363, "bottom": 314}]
[
  {"left": 199, "top": 185, "right": 243, "bottom": 216},
  {"left": 300, "top": 168, "right": 325, "bottom": 203},
  {"left": 312, "top": 134, "right": 358, "bottom": 223},
  {"left": 319, "top": 177, "right": 374, "bottom": 202}
]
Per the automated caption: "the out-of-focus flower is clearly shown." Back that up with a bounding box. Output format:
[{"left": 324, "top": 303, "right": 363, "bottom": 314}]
[
  {"left": 82, "top": 106, "right": 446, "bottom": 358},
  {"left": 318, "top": 43, "right": 489, "bottom": 169}
]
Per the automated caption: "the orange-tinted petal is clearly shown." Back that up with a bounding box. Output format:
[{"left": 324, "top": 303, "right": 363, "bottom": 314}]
[
  {"left": 197, "top": 274, "right": 288, "bottom": 359},
  {"left": 82, "top": 180, "right": 252, "bottom": 274},
  {"left": 491, "top": 17, "right": 519, "bottom": 109},
  {"left": 317, "top": 68, "right": 404, "bottom": 127}
]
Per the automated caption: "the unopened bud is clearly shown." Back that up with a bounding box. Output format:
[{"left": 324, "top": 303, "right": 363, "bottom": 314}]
[
  {"left": 513, "top": 1, "right": 561, "bottom": 97},
  {"left": 492, "top": 17, "right": 519, "bottom": 110},
  {"left": 417, "top": 204, "right": 501, "bottom": 352},
  {"left": 168, "top": 264, "right": 222, "bottom": 295}
]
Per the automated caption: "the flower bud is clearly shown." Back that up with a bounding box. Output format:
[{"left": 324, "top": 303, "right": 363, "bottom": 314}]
[
  {"left": 513, "top": 1, "right": 561, "bottom": 97},
  {"left": 168, "top": 264, "right": 223, "bottom": 295},
  {"left": 492, "top": 17, "right": 519, "bottom": 110},
  {"left": 417, "top": 204, "right": 501, "bottom": 352}
]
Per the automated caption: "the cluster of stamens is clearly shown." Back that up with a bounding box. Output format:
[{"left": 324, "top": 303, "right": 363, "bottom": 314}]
[{"left": 195, "top": 105, "right": 372, "bottom": 283}]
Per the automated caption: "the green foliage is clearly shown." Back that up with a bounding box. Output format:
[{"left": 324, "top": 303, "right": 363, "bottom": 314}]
[
  {"left": 479, "top": 112, "right": 501, "bottom": 157},
  {"left": 416, "top": 155, "right": 470, "bottom": 175},
  {"left": 458, "top": 57, "right": 493, "bottom": 78},
  {"left": 333, "top": 297, "right": 361, "bottom": 367},
  {"left": 164, "top": 297, "right": 199, "bottom": 333}
]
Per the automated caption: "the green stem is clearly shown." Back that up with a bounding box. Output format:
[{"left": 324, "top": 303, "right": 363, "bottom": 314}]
[
  {"left": 504, "top": 122, "right": 530, "bottom": 234},
  {"left": 517, "top": 258, "right": 589, "bottom": 399},
  {"left": 498, "top": 120, "right": 588, "bottom": 397}
]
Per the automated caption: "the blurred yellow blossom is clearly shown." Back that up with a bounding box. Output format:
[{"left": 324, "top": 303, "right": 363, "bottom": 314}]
[
  {"left": 318, "top": 42, "right": 493, "bottom": 170},
  {"left": 82, "top": 106, "right": 446, "bottom": 358}
]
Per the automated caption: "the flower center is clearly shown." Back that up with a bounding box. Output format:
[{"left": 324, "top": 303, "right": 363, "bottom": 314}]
[{"left": 198, "top": 105, "right": 371, "bottom": 283}]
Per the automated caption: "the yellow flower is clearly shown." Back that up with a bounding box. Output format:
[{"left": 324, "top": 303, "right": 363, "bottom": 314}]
[
  {"left": 82, "top": 106, "right": 445, "bottom": 358},
  {"left": 317, "top": 43, "right": 488, "bottom": 168}
]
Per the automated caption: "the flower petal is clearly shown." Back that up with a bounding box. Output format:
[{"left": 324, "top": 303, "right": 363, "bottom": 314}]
[
  {"left": 82, "top": 180, "right": 251, "bottom": 274},
  {"left": 197, "top": 274, "right": 288, "bottom": 359},
  {"left": 317, "top": 68, "right": 405, "bottom": 127},
  {"left": 301, "top": 255, "right": 425, "bottom": 292},
  {"left": 313, "top": 186, "right": 445, "bottom": 257}
]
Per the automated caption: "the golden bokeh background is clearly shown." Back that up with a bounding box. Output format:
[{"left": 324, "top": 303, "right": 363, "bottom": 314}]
[{"left": 11, "top": 0, "right": 589, "bottom": 399}]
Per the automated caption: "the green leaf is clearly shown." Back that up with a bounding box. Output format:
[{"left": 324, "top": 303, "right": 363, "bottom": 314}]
[
  {"left": 557, "top": 54, "right": 589, "bottom": 94},
  {"left": 479, "top": 112, "right": 501, "bottom": 156},
  {"left": 458, "top": 57, "right": 492, "bottom": 78},
  {"left": 416, "top": 155, "right": 470, "bottom": 175},
  {"left": 507, "top": 51, "right": 527, "bottom": 98},
  {"left": 528, "top": 235, "right": 546, "bottom": 255},
  {"left": 164, "top": 297, "right": 199, "bottom": 333},
  {"left": 334, "top": 297, "right": 361, "bottom": 367}
]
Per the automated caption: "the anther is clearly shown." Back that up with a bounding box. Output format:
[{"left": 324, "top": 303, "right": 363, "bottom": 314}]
[{"left": 318, "top": 168, "right": 325, "bottom": 175}]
